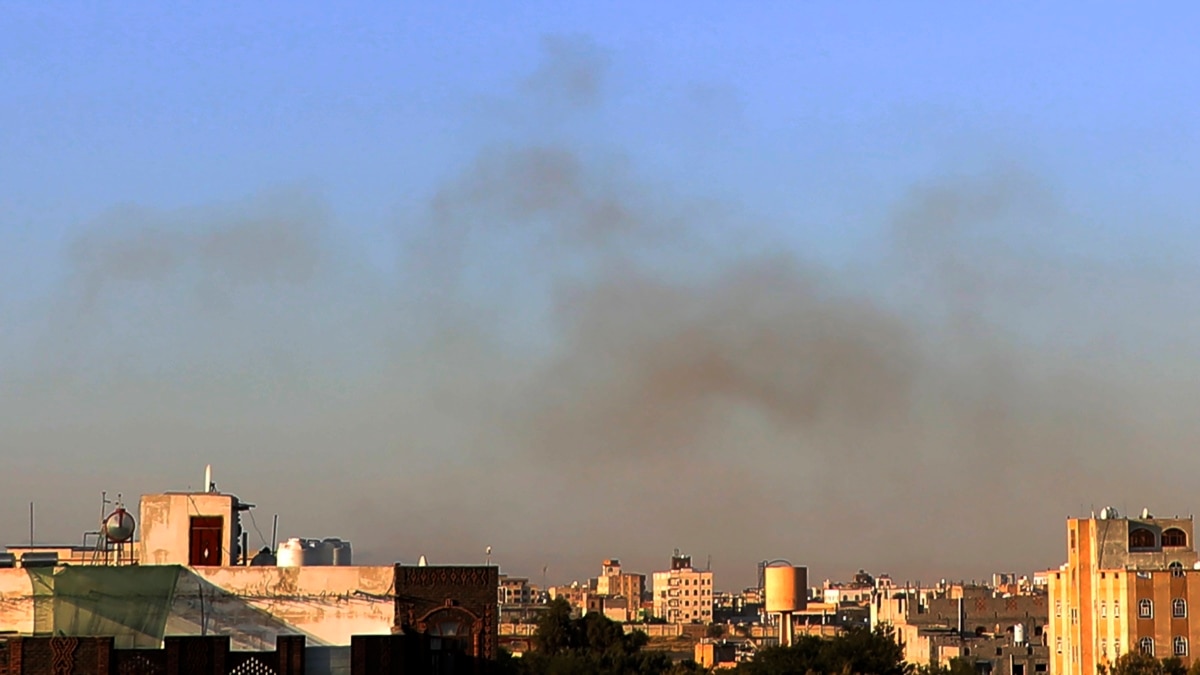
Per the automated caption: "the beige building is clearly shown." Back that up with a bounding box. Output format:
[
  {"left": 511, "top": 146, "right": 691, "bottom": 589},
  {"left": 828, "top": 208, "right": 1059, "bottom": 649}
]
[
  {"left": 1049, "top": 508, "right": 1200, "bottom": 675},
  {"left": 595, "top": 559, "right": 646, "bottom": 621},
  {"left": 653, "top": 553, "right": 714, "bottom": 624}
]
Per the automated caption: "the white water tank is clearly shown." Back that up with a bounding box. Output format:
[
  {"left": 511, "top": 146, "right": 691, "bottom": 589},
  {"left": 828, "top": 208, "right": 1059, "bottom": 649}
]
[
  {"left": 1014, "top": 623, "right": 1025, "bottom": 644},
  {"left": 277, "top": 538, "right": 305, "bottom": 567}
]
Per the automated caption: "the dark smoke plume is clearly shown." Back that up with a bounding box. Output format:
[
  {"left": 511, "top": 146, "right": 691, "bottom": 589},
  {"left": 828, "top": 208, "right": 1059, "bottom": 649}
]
[{"left": 2, "top": 36, "right": 1196, "bottom": 588}]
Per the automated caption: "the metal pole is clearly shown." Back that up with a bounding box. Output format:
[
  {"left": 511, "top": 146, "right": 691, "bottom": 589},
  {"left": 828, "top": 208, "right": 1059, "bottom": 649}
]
[
  {"left": 29, "top": 502, "right": 34, "bottom": 546},
  {"left": 271, "top": 514, "right": 279, "bottom": 550}
]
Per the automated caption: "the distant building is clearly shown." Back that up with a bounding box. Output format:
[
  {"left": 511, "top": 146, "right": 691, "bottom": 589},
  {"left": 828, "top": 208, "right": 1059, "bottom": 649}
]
[
  {"left": 652, "top": 552, "right": 714, "bottom": 624},
  {"left": 595, "top": 559, "right": 646, "bottom": 622},
  {"left": 1049, "top": 507, "right": 1200, "bottom": 674},
  {"left": 498, "top": 575, "right": 532, "bottom": 605}
]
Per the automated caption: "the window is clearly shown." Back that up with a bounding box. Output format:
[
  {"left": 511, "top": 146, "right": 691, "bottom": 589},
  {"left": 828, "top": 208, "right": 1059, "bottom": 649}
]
[
  {"left": 1101, "top": 642, "right": 1107, "bottom": 657},
  {"left": 1071, "top": 607, "right": 1079, "bottom": 624},
  {"left": 1176, "top": 637, "right": 1189, "bottom": 657},
  {"left": 1115, "top": 602, "right": 1121, "bottom": 617},
  {"left": 1036, "top": 665, "right": 1047, "bottom": 673},
  {"left": 1140, "top": 637, "right": 1155, "bottom": 656},
  {"left": 1174, "top": 598, "right": 1187, "bottom": 618},
  {"left": 1164, "top": 528, "right": 1188, "bottom": 548},
  {"left": 1115, "top": 639, "right": 1121, "bottom": 655},
  {"left": 1130, "top": 528, "right": 1157, "bottom": 549},
  {"left": 1055, "top": 601, "right": 1062, "bottom": 617},
  {"left": 1101, "top": 602, "right": 1107, "bottom": 618},
  {"left": 1170, "top": 561, "right": 1185, "bottom": 578},
  {"left": 1140, "top": 599, "right": 1154, "bottom": 618},
  {"left": 1056, "top": 638, "right": 1062, "bottom": 654}
]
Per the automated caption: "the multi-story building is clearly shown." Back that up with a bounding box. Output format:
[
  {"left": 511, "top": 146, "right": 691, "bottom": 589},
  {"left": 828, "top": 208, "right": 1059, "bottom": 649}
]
[
  {"left": 594, "top": 559, "right": 645, "bottom": 622},
  {"left": 1048, "top": 507, "right": 1200, "bottom": 675},
  {"left": 499, "top": 574, "right": 532, "bottom": 605},
  {"left": 652, "top": 552, "right": 714, "bottom": 624}
]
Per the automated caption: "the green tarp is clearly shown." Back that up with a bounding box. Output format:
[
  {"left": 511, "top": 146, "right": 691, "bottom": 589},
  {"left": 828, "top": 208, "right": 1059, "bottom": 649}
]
[{"left": 28, "top": 565, "right": 181, "bottom": 648}]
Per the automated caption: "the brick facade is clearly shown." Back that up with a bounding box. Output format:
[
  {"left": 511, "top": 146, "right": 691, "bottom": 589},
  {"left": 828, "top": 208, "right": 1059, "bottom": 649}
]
[{"left": 0, "top": 635, "right": 305, "bottom": 675}]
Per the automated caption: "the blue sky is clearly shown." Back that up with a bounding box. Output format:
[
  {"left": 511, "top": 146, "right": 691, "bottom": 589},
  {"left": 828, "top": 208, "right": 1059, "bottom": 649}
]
[
  {"left": 4, "top": 2, "right": 1198, "bottom": 276},
  {"left": 3, "top": 2, "right": 1200, "bottom": 583}
]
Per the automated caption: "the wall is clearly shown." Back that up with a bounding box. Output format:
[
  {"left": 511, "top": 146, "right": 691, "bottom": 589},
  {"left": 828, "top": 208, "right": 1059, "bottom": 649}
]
[
  {"left": 0, "top": 570, "right": 34, "bottom": 636},
  {"left": 169, "top": 566, "right": 395, "bottom": 650}
]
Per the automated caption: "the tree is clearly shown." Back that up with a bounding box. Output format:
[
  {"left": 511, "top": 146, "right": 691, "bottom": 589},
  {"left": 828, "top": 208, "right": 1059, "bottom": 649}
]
[
  {"left": 706, "top": 623, "right": 727, "bottom": 639},
  {"left": 736, "top": 626, "right": 910, "bottom": 675},
  {"left": 1105, "top": 652, "right": 1168, "bottom": 675}
]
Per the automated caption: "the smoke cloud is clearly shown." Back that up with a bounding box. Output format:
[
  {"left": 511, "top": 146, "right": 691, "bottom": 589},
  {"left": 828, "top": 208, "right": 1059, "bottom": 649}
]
[{"left": 2, "top": 36, "right": 1197, "bottom": 589}]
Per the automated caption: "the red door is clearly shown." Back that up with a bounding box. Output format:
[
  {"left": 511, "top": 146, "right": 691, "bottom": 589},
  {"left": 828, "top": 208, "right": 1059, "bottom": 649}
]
[{"left": 189, "top": 516, "right": 223, "bottom": 566}]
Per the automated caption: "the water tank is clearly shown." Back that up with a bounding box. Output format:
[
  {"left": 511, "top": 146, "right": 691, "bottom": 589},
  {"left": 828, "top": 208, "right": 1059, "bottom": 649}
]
[
  {"left": 765, "top": 565, "right": 808, "bottom": 613},
  {"left": 324, "top": 538, "right": 352, "bottom": 566},
  {"left": 301, "top": 539, "right": 326, "bottom": 566},
  {"left": 1014, "top": 623, "right": 1025, "bottom": 644},
  {"left": 277, "top": 538, "right": 305, "bottom": 567},
  {"left": 103, "top": 508, "right": 136, "bottom": 543},
  {"left": 0, "top": 553, "right": 15, "bottom": 569},
  {"left": 20, "top": 552, "right": 58, "bottom": 568}
]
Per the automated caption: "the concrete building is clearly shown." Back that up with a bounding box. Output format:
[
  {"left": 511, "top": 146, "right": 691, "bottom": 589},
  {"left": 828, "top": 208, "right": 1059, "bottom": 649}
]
[
  {"left": 498, "top": 575, "right": 532, "bottom": 605},
  {"left": 1048, "top": 507, "right": 1200, "bottom": 674},
  {"left": 595, "top": 559, "right": 646, "bottom": 621},
  {"left": 653, "top": 552, "right": 714, "bottom": 624}
]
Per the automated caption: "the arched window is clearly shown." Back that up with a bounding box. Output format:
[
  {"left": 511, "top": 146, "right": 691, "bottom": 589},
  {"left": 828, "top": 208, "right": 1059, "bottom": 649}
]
[
  {"left": 1139, "top": 599, "right": 1154, "bottom": 619},
  {"left": 1170, "top": 561, "right": 1185, "bottom": 578},
  {"left": 1175, "top": 637, "right": 1189, "bottom": 657},
  {"left": 1163, "top": 528, "right": 1188, "bottom": 547},
  {"left": 1130, "top": 528, "right": 1157, "bottom": 549},
  {"left": 1174, "top": 598, "right": 1187, "bottom": 618},
  {"left": 1140, "top": 637, "right": 1155, "bottom": 656}
]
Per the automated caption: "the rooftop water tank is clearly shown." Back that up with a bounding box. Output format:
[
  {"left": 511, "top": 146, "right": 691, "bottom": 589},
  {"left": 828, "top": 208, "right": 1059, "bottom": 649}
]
[
  {"left": 1014, "top": 623, "right": 1025, "bottom": 645},
  {"left": 302, "top": 539, "right": 327, "bottom": 566},
  {"left": 0, "top": 553, "right": 15, "bottom": 569},
  {"left": 323, "top": 538, "right": 352, "bottom": 566},
  {"left": 20, "top": 552, "right": 58, "bottom": 569},
  {"left": 277, "top": 538, "right": 305, "bottom": 567}
]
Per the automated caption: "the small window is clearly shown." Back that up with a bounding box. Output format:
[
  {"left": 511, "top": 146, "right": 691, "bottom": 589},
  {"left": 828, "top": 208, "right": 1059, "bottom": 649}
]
[
  {"left": 1036, "top": 665, "right": 1047, "bottom": 673},
  {"left": 1055, "top": 600, "right": 1062, "bottom": 617},
  {"left": 1056, "top": 637, "right": 1063, "bottom": 654},
  {"left": 1101, "top": 602, "right": 1107, "bottom": 618},
  {"left": 1164, "top": 528, "right": 1188, "bottom": 548},
  {"left": 1174, "top": 598, "right": 1187, "bottom": 618},
  {"left": 1176, "top": 637, "right": 1189, "bottom": 657},
  {"left": 1140, "top": 637, "right": 1155, "bottom": 656},
  {"left": 1171, "top": 561, "right": 1185, "bottom": 577},
  {"left": 1115, "top": 639, "right": 1121, "bottom": 655},
  {"left": 1115, "top": 602, "right": 1121, "bottom": 617},
  {"left": 1139, "top": 598, "right": 1153, "bottom": 618}
]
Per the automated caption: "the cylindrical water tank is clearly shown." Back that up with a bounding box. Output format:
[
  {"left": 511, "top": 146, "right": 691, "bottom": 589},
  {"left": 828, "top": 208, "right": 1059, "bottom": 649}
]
[
  {"left": 332, "top": 541, "right": 352, "bottom": 566},
  {"left": 302, "top": 539, "right": 327, "bottom": 566},
  {"left": 1013, "top": 623, "right": 1025, "bottom": 644},
  {"left": 277, "top": 538, "right": 305, "bottom": 567},
  {"left": 765, "top": 565, "right": 808, "bottom": 614}
]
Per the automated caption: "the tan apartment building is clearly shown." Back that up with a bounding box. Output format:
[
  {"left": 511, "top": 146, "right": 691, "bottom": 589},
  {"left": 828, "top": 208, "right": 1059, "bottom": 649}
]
[
  {"left": 1048, "top": 508, "right": 1200, "bottom": 674},
  {"left": 653, "top": 552, "right": 714, "bottom": 624}
]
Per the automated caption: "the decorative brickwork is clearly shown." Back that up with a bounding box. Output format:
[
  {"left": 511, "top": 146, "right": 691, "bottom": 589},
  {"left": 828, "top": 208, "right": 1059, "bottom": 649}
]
[
  {"left": 392, "top": 565, "right": 499, "bottom": 673},
  {"left": 5, "top": 635, "right": 303, "bottom": 675}
]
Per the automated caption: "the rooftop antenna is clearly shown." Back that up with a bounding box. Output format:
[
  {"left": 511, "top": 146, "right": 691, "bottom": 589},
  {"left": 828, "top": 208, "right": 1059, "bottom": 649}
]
[
  {"left": 29, "top": 501, "right": 34, "bottom": 547},
  {"left": 486, "top": 546, "right": 492, "bottom": 567},
  {"left": 205, "top": 465, "right": 214, "bottom": 493},
  {"left": 271, "top": 514, "right": 279, "bottom": 548}
]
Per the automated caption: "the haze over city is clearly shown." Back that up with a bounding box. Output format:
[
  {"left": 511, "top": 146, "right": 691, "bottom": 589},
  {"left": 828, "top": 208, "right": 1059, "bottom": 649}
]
[{"left": 4, "top": 3, "right": 1200, "bottom": 590}]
